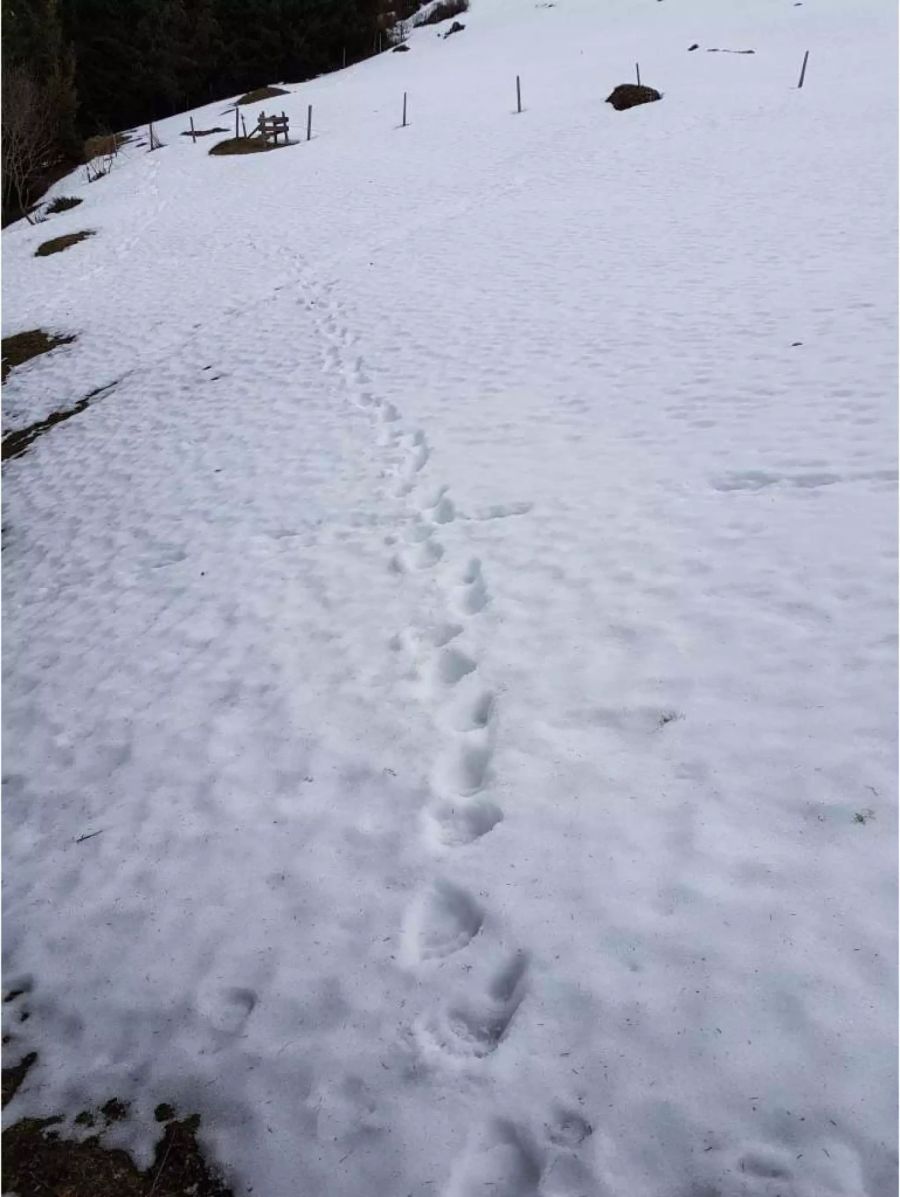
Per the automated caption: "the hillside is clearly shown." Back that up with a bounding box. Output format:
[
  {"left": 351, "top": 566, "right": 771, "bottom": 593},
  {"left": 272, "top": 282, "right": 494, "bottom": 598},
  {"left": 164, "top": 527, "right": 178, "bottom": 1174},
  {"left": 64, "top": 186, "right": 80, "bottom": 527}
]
[{"left": 2, "top": 1, "right": 897, "bottom": 1195}]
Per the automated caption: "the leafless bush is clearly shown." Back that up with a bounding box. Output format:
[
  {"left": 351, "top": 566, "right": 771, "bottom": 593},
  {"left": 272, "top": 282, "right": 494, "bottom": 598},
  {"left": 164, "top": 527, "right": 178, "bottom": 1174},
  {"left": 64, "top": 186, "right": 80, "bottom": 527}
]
[{"left": 2, "top": 66, "right": 58, "bottom": 223}]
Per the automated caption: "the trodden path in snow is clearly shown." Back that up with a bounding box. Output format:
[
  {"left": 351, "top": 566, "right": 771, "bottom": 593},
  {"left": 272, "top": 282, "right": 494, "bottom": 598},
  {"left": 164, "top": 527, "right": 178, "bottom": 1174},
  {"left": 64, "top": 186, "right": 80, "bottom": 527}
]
[{"left": 3, "top": 0, "right": 897, "bottom": 1194}]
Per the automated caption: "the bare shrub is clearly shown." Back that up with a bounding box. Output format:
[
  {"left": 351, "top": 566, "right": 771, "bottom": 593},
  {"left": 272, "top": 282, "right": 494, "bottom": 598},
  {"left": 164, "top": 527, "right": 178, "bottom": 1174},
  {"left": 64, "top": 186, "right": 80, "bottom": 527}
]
[{"left": 1, "top": 66, "right": 57, "bottom": 223}]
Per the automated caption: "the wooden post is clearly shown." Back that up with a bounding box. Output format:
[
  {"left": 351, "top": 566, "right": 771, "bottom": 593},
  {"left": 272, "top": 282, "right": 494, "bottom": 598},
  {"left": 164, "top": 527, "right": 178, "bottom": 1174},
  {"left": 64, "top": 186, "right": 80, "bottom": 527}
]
[
  {"left": 516, "top": 74, "right": 522, "bottom": 113},
  {"left": 234, "top": 107, "right": 239, "bottom": 138},
  {"left": 241, "top": 114, "right": 248, "bottom": 138},
  {"left": 343, "top": 46, "right": 347, "bottom": 69},
  {"left": 636, "top": 61, "right": 641, "bottom": 86},
  {"left": 798, "top": 49, "right": 809, "bottom": 88},
  {"left": 281, "top": 111, "right": 287, "bottom": 144},
  {"left": 307, "top": 104, "right": 312, "bottom": 141},
  {"left": 402, "top": 91, "right": 407, "bottom": 127},
  {"left": 190, "top": 116, "right": 196, "bottom": 144}
]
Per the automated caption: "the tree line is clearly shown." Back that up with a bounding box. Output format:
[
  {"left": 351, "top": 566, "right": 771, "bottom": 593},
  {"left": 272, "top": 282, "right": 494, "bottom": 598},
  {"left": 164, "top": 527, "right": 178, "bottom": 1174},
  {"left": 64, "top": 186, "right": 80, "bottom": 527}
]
[{"left": 2, "top": 0, "right": 412, "bottom": 221}]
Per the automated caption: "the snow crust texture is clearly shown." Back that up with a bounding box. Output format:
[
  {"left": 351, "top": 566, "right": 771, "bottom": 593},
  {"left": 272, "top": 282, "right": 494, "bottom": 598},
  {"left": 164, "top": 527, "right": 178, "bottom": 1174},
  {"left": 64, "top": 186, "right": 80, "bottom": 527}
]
[{"left": 3, "top": 0, "right": 897, "bottom": 1195}]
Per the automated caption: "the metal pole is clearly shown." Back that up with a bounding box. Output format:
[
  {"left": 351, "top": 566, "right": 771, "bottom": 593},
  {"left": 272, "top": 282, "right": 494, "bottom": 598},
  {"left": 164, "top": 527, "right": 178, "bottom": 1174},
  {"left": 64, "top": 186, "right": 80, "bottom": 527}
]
[
  {"left": 307, "top": 104, "right": 312, "bottom": 142},
  {"left": 636, "top": 62, "right": 641, "bottom": 86},
  {"left": 516, "top": 75, "right": 522, "bottom": 114},
  {"left": 190, "top": 116, "right": 196, "bottom": 144},
  {"left": 798, "top": 50, "right": 809, "bottom": 88},
  {"left": 402, "top": 91, "right": 407, "bottom": 127}
]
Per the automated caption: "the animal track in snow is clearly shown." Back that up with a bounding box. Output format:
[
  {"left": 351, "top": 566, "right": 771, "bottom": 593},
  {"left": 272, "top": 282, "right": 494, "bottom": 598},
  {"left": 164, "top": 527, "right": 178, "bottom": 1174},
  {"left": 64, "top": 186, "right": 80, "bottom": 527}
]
[
  {"left": 403, "top": 539, "right": 444, "bottom": 570},
  {"left": 441, "top": 687, "right": 494, "bottom": 733},
  {"left": 452, "top": 558, "right": 489, "bottom": 615},
  {"left": 404, "top": 879, "right": 484, "bottom": 962},
  {"left": 432, "top": 494, "right": 456, "bottom": 524},
  {"left": 419, "top": 951, "right": 528, "bottom": 1060},
  {"left": 425, "top": 798, "right": 504, "bottom": 847},
  {"left": 433, "top": 734, "right": 492, "bottom": 797},
  {"left": 197, "top": 984, "right": 257, "bottom": 1037},
  {"left": 430, "top": 646, "right": 478, "bottom": 687},
  {"left": 466, "top": 501, "right": 533, "bottom": 521},
  {"left": 445, "top": 1120, "right": 541, "bottom": 1197}
]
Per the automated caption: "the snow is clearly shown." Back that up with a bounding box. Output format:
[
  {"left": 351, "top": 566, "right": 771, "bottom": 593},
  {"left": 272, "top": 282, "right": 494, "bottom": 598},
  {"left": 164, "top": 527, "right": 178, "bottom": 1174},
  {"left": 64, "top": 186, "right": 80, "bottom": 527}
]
[{"left": 2, "top": 0, "right": 897, "bottom": 1194}]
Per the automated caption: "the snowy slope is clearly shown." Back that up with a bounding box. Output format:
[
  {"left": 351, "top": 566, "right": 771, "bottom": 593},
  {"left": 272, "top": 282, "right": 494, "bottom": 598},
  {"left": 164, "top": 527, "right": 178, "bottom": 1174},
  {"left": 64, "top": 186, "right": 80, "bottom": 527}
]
[{"left": 2, "top": 1, "right": 897, "bottom": 1195}]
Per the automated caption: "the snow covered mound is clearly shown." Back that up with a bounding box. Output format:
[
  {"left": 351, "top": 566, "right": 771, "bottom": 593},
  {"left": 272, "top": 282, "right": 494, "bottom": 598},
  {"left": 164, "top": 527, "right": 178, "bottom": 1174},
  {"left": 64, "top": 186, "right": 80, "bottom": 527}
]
[{"left": 3, "top": 0, "right": 897, "bottom": 1195}]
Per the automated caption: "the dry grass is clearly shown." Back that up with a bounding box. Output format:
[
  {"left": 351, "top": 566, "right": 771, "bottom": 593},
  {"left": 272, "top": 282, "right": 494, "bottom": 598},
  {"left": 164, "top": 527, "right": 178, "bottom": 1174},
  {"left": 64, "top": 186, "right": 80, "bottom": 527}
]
[
  {"left": 45, "top": 195, "right": 83, "bottom": 214},
  {"left": 605, "top": 83, "right": 662, "bottom": 111},
  {"left": 35, "top": 230, "right": 95, "bottom": 257},
  {"left": 1, "top": 329, "right": 76, "bottom": 382},
  {"left": 235, "top": 85, "right": 289, "bottom": 106},
  {"left": 82, "top": 132, "right": 129, "bottom": 162}
]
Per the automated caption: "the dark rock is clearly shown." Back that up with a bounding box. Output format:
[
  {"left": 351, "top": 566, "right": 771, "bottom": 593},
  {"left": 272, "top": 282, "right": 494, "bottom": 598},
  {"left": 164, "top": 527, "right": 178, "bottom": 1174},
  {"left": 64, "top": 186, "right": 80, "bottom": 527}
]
[
  {"left": 443, "top": 21, "right": 465, "bottom": 37},
  {"left": 392, "top": 43, "right": 410, "bottom": 51},
  {"left": 605, "top": 84, "right": 661, "bottom": 111},
  {"left": 688, "top": 43, "right": 699, "bottom": 51}
]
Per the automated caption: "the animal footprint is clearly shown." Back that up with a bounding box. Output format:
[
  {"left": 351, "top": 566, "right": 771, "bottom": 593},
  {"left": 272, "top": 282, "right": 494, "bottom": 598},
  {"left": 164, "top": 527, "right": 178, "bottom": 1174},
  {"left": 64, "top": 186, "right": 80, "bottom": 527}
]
[
  {"left": 197, "top": 985, "right": 257, "bottom": 1037},
  {"left": 445, "top": 1119, "right": 541, "bottom": 1197},
  {"left": 441, "top": 687, "right": 494, "bottom": 732},
  {"left": 430, "top": 647, "right": 477, "bottom": 688},
  {"left": 421, "top": 952, "right": 528, "bottom": 1060},
  {"left": 433, "top": 734, "right": 492, "bottom": 796},
  {"left": 403, "top": 431, "right": 430, "bottom": 476},
  {"left": 404, "top": 539, "right": 444, "bottom": 570},
  {"left": 405, "top": 880, "right": 484, "bottom": 962},
  {"left": 425, "top": 798, "right": 503, "bottom": 847},
  {"left": 453, "top": 559, "right": 488, "bottom": 615},
  {"left": 432, "top": 494, "right": 456, "bottom": 524}
]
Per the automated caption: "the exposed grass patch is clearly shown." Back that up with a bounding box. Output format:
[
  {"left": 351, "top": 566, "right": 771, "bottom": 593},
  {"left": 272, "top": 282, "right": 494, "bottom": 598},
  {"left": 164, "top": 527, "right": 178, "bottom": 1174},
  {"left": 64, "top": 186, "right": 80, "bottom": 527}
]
[
  {"left": 235, "top": 85, "right": 289, "bottom": 106},
  {"left": 35, "top": 230, "right": 95, "bottom": 257},
  {"left": 46, "top": 195, "right": 84, "bottom": 214},
  {"left": 2, "top": 381, "right": 117, "bottom": 461},
  {"left": 208, "top": 136, "right": 282, "bottom": 156},
  {"left": 1, "top": 329, "right": 77, "bottom": 382},
  {"left": 182, "top": 125, "right": 229, "bottom": 137}
]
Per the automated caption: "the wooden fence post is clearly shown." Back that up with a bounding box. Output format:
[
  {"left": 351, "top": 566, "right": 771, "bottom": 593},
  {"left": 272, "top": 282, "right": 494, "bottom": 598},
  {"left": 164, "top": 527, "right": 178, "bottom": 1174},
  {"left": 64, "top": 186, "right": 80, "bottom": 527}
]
[
  {"left": 402, "top": 91, "right": 408, "bottom": 127},
  {"left": 516, "top": 74, "right": 522, "bottom": 113},
  {"left": 241, "top": 114, "right": 248, "bottom": 138},
  {"left": 281, "top": 111, "right": 287, "bottom": 144},
  {"left": 234, "top": 107, "right": 239, "bottom": 138},
  {"left": 636, "top": 61, "right": 641, "bottom": 86},
  {"left": 798, "top": 50, "right": 809, "bottom": 88},
  {"left": 307, "top": 104, "right": 313, "bottom": 141},
  {"left": 190, "top": 116, "right": 196, "bottom": 144}
]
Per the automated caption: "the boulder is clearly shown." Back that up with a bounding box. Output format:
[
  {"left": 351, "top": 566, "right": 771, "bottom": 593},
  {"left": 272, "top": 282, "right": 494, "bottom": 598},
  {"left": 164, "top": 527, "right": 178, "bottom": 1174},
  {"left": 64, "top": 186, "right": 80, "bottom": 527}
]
[
  {"left": 443, "top": 21, "right": 465, "bottom": 37},
  {"left": 605, "top": 84, "right": 661, "bottom": 111}
]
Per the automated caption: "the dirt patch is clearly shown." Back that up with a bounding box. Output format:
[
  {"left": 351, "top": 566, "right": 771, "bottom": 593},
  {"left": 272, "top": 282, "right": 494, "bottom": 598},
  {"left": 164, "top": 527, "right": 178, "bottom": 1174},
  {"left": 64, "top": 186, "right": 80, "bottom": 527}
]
[
  {"left": 209, "top": 136, "right": 282, "bottom": 156},
  {"left": 2, "top": 381, "right": 118, "bottom": 461},
  {"left": 35, "top": 230, "right": 95, "bottom": 257},
  {"left": 2, "top": 1051, "right": 37, "bottom": 1107},
  {"left": 605, "top": 83, "right": 662, "bottom": 111},
  {"left": 3, "top": 1104, "right": 233, "bottom": 1196},
  {"left": 182, "top": 126, "right": 230, "bottom": 137},
  {"left": 2, "top": 329, "right": 77, "bottom": 382},
  {"left": 236, "top": 85, "right": 289, "bottom": 106}
]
